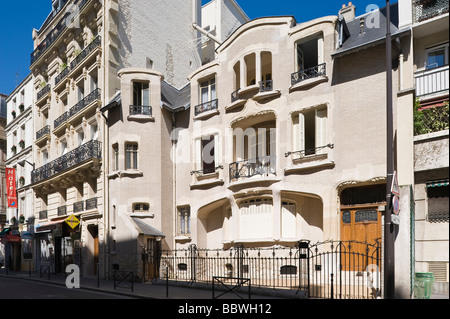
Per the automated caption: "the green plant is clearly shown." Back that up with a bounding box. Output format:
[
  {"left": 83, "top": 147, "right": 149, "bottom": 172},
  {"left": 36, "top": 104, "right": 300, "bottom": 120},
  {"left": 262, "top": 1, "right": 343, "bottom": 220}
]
[
  {"left": 60, "top": 63, "right": 68, "bottom": 71},
  {"left": 414, "top": 98, "right": 449, "bottom": 135},
  {"left": 39, "top": 81, "right": 47, "bottom": 88}
]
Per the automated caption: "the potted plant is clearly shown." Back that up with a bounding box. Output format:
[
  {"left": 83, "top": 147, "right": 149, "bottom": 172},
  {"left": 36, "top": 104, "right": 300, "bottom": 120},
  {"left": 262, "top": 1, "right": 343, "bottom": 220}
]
[
  {"left": 19, "top": 103, "right": 25, "bottom": 112},
  {"left": 10, "top": 216, "right": 17, "bottom": 225},
  {"left": 19, "top": 139, "right": 25, "bottom": 148},
  {"left": 19, "top": 214, "right": 25, "bottom": 224},
  {"left": 19, "top": 176, "right": 25, "bottom": 186},
  {"left": 12, "top": 110, "right": 16, "bottom": 118},
  {"left": 11, "top": 145, "right": 17, "bottom": 154}
]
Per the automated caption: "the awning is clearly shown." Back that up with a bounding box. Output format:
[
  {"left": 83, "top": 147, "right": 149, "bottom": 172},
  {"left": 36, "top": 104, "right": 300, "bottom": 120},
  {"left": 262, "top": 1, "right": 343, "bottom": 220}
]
[
  {"left": 35, "top": 220, "right": 65, "bottom": 233},
  {"left": 426, "top": 180, "right": 449, "bottom": 188},
  {"left": 132, "top": 218, "right": 166, "bottom": 238}
]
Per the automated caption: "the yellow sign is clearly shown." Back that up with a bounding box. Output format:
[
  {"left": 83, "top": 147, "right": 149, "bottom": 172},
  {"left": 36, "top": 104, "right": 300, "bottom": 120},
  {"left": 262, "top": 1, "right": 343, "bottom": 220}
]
[{"left": 65, "top": 215, "right": 80, "bottom": 229}]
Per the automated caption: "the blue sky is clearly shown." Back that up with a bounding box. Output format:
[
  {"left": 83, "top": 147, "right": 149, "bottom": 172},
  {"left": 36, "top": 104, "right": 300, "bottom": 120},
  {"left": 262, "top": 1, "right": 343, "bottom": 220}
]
[{"left": 0, "top": 0, "right": 394, "bottom": 96}]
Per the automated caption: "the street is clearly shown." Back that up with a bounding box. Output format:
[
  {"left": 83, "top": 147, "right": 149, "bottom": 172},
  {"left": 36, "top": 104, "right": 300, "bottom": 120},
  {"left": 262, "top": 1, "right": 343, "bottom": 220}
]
[{"left": 0, "top": 276, "right": 135, "bottom": 299}]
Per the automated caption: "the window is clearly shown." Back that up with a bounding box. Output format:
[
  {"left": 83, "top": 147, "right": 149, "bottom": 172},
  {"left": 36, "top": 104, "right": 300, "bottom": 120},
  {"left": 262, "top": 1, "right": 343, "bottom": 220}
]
[
  {"left": 133, "top": 82, "right": 150, "bottom": 106},
  {"left": 426, "top": 43, "right": 449, "bottom": 69},
  {"left": 195, "top": 135, "right": 220, "bottom": 175},
  {"left": 295, "top": 35, "right": 324, "bottom": 72},
  {"left": 239, "top": 198, "right": 273, "bottom": 240},
  {"left": 282, "top": 201, "right": 296, "bottom": 238},
  {"left": 125, "top": 143, "right": 138, "bottom": 170},
  {"left": 200, "top": 78, "right": 216, "bottom": 104},
  {"left": 178, "top": 206, "right": 191, "bottom": 235},
  {"left": 133, "top": 203, "right": 150, "bottom": 213},
  {"left": 292, "top": 107, "right": 327, "bottom": 157},
  {"left": 112, "top": 144, "right": 119, "bottom": 171}
]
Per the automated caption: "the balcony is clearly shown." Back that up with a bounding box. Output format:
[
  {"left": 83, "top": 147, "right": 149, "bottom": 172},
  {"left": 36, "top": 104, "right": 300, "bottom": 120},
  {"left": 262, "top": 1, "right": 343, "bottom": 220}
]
[
  {"left": 73, "top": 197, "right": 98, "bottom": 213},
  {"left": 414, "top": 101, "right": 449, "bottom": 136},
  {"left": 57, "top": 205, "right": 67, "bottom": 217},
  {"left": 291, "top": 63, "right": 327, "bottom": 86},
  {"left": 413, "top": 0, "right": 449, "bottom": 23},
  {"left": 130, "top": 105, "right": 152, "bottom": 116},
  {"left": 36, "top": 84, "right": 51, "bottom": 104},
  {"left": 30, "top": 0, "right": 91, "bottom": 66},
  {"left": 68, "top": 88, "right": 101, "bottom": 119},
  {"left": 31, "top": 139, "right": 102, "bottom": 185},
  {"left": 69, "top": 35, "right": 101, "bottom": 72},
  {"left": 194, "top": 99, "right": 219, "bottom": 118},
  {"left": 415, "top": 65, "right": 449, "bottom": 97},
  {"left": 229, "top": 156, "right": 277, "bottom": 182},
  {"left": 36, "top": 125, "right": 51, "bottom": 146}
]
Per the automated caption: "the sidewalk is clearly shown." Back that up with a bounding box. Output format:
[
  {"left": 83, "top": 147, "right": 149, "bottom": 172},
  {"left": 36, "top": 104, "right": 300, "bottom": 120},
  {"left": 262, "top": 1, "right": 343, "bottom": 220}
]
[{"left": 0, "top": 269, "right": 286, "bottom": 300}]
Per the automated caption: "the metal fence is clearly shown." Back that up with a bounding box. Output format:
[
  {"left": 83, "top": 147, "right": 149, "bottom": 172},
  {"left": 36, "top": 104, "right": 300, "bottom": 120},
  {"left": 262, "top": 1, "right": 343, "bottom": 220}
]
[{"left": 155, "top": 240, "right": 381, "bottom": 299}]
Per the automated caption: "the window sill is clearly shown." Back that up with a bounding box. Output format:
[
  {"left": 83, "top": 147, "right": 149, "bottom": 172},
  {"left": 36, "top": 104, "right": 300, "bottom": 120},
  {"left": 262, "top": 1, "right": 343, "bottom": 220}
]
[
  {"left": 175, "top": 235, "right": 192, "bottom": 243},
  {"left": 285, "top": 158, "right": 335, "bottom": 175},
  {"left": 194, "top": 109, "right": 219, "bottom": 120},
  {"left": 127, "top": 114, "right": 155, "bottom": 122},
  {"left": 108, "top": 170, "right": 144, "bottom": 179},
  {"left": 226, "top": 99, "right": 247, "bottom": 112},
  {"left": 289, "top": 75, "right": 328, "bottom": 92},
  {"left": 130, "top": 212, "right": 154, "bottom": 218},
  {"left": 253, "top": 89, "right": 281, "bottom": 101}
]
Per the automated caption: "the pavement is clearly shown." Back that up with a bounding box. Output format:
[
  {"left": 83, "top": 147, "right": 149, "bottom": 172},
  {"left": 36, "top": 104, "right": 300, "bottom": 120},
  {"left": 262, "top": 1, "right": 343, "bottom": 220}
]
[
  {"left": 0, "top": 268, "right": 448, "bottom": 300},
  {"left": 0, "top": 268, "right": 287, "bottom": 300}
]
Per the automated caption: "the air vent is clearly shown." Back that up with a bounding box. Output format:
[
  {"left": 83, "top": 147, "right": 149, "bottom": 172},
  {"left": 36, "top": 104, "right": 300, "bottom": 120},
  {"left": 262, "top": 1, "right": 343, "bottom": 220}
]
[{"left": 428, "top": 262, "right": 449, "bottom": 282}]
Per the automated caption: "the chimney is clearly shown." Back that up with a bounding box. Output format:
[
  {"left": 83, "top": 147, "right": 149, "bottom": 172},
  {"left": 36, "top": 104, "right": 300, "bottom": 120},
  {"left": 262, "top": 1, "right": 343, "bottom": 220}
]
[{"left": 339, "top": 2, "right": 356, "bottom": 21}]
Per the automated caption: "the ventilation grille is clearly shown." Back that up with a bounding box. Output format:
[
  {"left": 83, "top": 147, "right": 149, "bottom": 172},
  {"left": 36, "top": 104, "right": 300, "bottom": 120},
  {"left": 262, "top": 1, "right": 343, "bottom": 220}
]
[{"left": 428, "top": 262, "right": 449, "bottom": 282}]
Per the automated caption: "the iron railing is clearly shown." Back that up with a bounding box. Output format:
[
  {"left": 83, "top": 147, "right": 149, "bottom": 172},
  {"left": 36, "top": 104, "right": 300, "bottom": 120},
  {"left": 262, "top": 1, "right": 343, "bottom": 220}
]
[
  {"left": 31, "top": 140, "right": 102, "bottom": 184},
  {"left": 231, "top": 89, "right": 241, "bottom": 103},
  {"left": 70, "top": 36, "right": 101, "bottom": 70},
  {"left": 57, "top": 206, "right": 67, "bottom": 217},
  {"left": 73, "top": 201, "right": 84, "bottom": 213},
  {"left": 39, "top": 210, "right": 48, "bottom": 220},
  {"left": 85, "top": 197, "right": 98, "bottom": 210},
  {"left": 54, "top": 111, "right": 68, "bottom": 129},
  {"left": 229, "top": 156, "right": 276, "bottom": 182},
  {"left": 291, "top": 63, "right": 327, "bottom": 85},
  {"left": 259, "top": 80, "right": 273, "bottom": 92},
  {"left": 36, "top": 125, "right": 51, "bottom": 140},
  {"left": 130, "top": 105, "right": 152, "bottom": 116},
  {"left": 155, "top": 240, "right": 381, "bottom": 299},
  {"left": 69, "top": 88, "right": 101, "bottom": 118},
  {"left": 31, "top": 0, "right": 90, "bottom": 65},
  {"left": 37, "top": 84, "right": 51, "bottom": 101},
  {"left": 73, "top": 197, "right": 98, "bottom": 213},
  {"left": 413, "top": 0, "right": 449, "bottom": 23},
  {"left": 194, "top": 99, "right": 219, "bottom": 116},
  {"left": 285, "top": 144, "right": 335, "bottom": 158},
  {"left": 55, "top": 65, "right": 71, "bottom": 86}
]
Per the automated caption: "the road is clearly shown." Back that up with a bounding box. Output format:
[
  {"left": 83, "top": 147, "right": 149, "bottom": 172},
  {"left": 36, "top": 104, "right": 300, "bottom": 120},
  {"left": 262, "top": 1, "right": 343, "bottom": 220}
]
[{"left": 0, "top": 276, "right": 135, "bottom": 299}]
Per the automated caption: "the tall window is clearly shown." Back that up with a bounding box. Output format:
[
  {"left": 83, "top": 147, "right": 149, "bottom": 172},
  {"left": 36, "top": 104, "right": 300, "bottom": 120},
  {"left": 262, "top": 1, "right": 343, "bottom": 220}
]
[
  {"left": 292, "top": 106, "right": 327, "bottom": 157},
  {"left": 200, "top": 78, "right": 216, "bottom": 104},
  {"left": 195, "top": 135, "right": 220, "bottom": 175},
  {"left": 426, "top": 43, "right": 449, "bottom": 69},
  {"left": 112, "top": 144, "right": 119, "bottom": 171},
  {"left": 239, "top": 198, "right": 273, "bottom": 240},
  {"left": 133, "top": 82, "right": 150, "bottom": 106},
  {"left": 125, "top": 143, "right": 138, "bottom": 170},
  {"left": 178, "top": 206, "right": 191, "bottom": 235}
]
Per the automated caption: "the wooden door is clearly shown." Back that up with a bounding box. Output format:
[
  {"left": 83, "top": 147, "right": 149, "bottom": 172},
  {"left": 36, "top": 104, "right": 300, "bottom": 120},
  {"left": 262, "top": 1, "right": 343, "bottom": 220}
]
[{"left": 341, "top": 207, "right": 381, "bottom": 271}]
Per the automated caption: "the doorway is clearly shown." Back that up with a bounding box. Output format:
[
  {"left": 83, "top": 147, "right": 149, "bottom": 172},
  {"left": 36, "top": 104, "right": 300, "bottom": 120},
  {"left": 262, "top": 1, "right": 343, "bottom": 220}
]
[{"left": 88, "top": 225, "right": 99, "bottom": 276}]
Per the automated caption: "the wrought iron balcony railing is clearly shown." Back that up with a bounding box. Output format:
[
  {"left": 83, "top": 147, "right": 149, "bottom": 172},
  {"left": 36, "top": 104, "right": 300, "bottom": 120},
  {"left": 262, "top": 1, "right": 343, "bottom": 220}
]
[
  {"left": 31, "top": 139, "right": 102, "bottom": 184},
  {"left": 55, "top": 65, "right": 71, "bottom": 86},
  {"left": 39, "top": 210, "right": 48, "bottom": 220},
  {"left": 69, "top": 36, "right": 101, "bottom": 70},
  {"left": 31, "top": 0, "right": 90, "bottom": 65},
  {"left": 36, "top": 125, "right": 51, "bottom": 140},
  {"left": 130, "top": 105, "right": 152, "bottom": 116},
  {"left": 73, "top": 197, "right": 98, "bottom": 213},
  {"left": 73, "top": 201, "right": 84, "bottom": 213},
  {"left": 195, "top": 99, "right": 218, "bottom": 116},
  {"left": 229, "top": 156, "right": 276, "bottom": 182},
  {"left": 285, "top": 144, "right": 335, "bottom": 158},
  {"left": 85, "top": 197, "right": 98, "bottom": 210},
  {"left": 37, "top": 84, "right": 51, "bottom": 101},
  {"left": 259, "top": 80, "right": 273, "bottom": 92},
  {"left": 291, "top": 63, "right": 327, "bottom": 85},
  {"left": 413, "top": 0, "right": 449, "bottom": 23},
  {"left": 68, "top": 88, "right": 101, "bottom": 119},
  {"left": 54, "top": 111, "right": 68, "bottom": 129},
  {"left": 231, "top": 89, "right": 241, "bottom": 103}
]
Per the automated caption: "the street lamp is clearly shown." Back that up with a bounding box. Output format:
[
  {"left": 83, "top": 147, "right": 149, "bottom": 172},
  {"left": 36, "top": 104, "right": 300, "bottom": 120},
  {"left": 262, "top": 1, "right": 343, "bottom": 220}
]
[{"left": 385, "top": 0, "right": 396, "bottom": 299}]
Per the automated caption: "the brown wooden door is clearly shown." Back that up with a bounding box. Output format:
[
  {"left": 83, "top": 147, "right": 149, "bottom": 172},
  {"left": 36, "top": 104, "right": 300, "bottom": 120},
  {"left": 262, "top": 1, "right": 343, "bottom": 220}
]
[{"left": 341, "top": 207, "right": 381, "bottom": 271}]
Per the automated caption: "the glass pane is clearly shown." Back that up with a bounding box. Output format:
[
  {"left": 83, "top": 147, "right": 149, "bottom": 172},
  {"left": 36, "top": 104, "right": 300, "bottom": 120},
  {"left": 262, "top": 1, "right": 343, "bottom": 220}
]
[
  {"left": 142, "top": 83, "right": 150, "bottom": 106},
  {"left": 427, "top": 49, "right": 445, "bottom": 69}
]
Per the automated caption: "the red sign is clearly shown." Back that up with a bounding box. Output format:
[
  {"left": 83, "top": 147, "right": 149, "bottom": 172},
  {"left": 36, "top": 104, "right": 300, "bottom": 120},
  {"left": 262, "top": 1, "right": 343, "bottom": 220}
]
[
  {"left": 6, "top": 168, "right": 17, "bottom": 208},
  {"left": 4, "top": 235, "right": 21, "bottom": 243}
]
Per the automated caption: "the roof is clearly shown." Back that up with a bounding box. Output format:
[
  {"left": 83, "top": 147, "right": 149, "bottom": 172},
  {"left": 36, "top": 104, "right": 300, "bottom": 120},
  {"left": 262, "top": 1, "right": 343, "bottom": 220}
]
[
  {"left": 333, "top": 2, "right": 410, "bottom": 58},
  {"left": 131, "top": 218, "right": 166, "bottom": 238},
  {"left": 161, "top": 81, "right": 191, "bottom": 112}
]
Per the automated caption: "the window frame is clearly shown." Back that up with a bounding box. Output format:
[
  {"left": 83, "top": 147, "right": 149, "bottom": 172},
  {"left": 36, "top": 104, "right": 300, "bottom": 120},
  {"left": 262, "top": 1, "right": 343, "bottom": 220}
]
[
  {"left": 178, "top": 206, "right": 191, "bottom": 236},
  {"left": 425, "top": 43, "right": 449, "bottom": 70},
  {"left": 125, "top": 143, "right": 139, "bottom": 170},
  {"left": 133, "top": 81, "right": 150, "bottom": 107}
]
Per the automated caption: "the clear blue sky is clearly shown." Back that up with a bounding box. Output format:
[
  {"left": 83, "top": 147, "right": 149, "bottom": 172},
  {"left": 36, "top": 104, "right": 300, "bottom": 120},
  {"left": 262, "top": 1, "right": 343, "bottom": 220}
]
[{"left": 0, "top": 0, "right": 394, "bottom": 96}]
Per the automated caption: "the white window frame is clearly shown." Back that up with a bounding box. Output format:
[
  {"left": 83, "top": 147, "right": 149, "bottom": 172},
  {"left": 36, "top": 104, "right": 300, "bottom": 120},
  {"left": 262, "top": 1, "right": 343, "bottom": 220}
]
[
  {"left": 199, "top": 77, "right": 216, "bottom": 105},
  {"left": 194, "top": 133, "right": 220, "bottom": 174},
  {"left": 292, "top": 106, "right": 328, "bottom": 158},
  {"left": 239, "top": 198, "right": 273, "bottom": 240},
  {"left": 425, "top": 43, "right": 449, "bottom": 70},
  {"left": 178, "top": 206, "right": 191, "bottom": 235},
  {"left": 133, "top": 81, "right": 150, "bottom": 107}
]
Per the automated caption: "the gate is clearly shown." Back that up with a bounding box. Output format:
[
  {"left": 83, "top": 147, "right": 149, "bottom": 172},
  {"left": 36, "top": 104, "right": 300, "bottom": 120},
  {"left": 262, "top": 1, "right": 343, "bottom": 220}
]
[{"left": 299, "top": 239, "right": 381, "bottom": 299}]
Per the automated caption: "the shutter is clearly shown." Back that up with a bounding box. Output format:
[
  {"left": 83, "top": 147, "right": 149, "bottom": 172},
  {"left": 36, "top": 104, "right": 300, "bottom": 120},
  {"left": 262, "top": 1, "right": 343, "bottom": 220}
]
[
  {"left": 315, "top": 108, "right": 327, "bottom": 155},
  {"left": 282, "top": 202, "right": 296, "bottom": 238},
  {"left": 202, "top": 136, "right": 215, "bottom": 174}
]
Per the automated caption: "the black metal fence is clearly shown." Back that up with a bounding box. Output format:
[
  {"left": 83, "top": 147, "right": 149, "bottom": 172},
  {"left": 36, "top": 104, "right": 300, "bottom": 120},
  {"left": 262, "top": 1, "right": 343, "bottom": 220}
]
[{"left": 156, "top": 240, "right": 381, "bottom": 299}]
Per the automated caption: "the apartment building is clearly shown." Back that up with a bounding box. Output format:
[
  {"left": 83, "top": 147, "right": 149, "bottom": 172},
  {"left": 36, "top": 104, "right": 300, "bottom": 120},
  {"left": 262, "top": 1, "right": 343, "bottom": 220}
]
[
  {"left": 0, "top": 93, "right": 7, "bottom": 228},
  {"left": 3, "top": 74, "right": 34, "bottom": 271},
  {"left": 406, "top": 0, "right": 449, "bottom": 296},
  {"left": 28, "top": 0, "right": 248, "bottom": 278}
]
